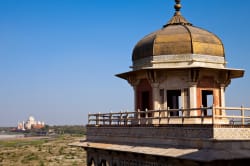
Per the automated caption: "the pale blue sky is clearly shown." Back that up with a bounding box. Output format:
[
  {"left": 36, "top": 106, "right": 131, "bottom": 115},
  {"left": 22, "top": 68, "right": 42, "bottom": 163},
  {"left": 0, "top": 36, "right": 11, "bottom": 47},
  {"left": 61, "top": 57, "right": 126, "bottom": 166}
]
[{"left": 0, "top": 0, "right": 250, "bottom": 126}]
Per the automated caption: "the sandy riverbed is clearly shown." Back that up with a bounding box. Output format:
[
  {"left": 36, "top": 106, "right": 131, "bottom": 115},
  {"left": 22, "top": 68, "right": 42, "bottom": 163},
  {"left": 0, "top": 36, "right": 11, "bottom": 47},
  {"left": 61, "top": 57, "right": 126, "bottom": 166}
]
[{"left": 0, "top": 134, "right": 24, "bottom": 140}]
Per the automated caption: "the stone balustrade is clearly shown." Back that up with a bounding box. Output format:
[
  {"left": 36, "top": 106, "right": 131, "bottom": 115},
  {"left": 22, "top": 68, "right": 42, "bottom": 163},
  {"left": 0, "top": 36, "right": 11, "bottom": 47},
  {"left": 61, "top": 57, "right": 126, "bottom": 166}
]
[{"left": 88, "top": 106, "right": 250, "bottom": 126}]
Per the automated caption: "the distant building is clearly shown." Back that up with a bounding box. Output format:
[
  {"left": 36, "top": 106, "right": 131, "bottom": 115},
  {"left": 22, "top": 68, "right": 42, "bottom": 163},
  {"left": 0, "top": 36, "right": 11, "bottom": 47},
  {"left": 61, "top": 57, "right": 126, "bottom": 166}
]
[{"left": 17, "top": 116, "right": 45, "bottom": 131}]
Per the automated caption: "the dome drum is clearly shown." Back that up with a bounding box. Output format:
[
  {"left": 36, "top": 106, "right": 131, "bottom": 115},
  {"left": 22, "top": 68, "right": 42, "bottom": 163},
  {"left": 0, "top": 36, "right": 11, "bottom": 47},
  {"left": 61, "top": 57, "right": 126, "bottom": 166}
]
[{"left": 132, "top": 53, "right": 226, "bottom": 70}]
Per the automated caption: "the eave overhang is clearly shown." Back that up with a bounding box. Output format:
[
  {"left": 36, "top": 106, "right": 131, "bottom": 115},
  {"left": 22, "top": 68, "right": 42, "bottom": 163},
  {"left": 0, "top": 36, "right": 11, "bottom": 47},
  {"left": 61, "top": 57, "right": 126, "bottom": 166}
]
[{"left": 116, "top": 67, "right": 244, "bottom": 81}]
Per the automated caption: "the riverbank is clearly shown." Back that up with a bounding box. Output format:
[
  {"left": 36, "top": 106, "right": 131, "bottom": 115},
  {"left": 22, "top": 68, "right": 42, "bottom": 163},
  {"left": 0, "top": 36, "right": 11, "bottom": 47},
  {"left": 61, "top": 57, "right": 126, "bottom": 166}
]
[
  {"left": 0, "top": 134, "right": 86, "bottom": 165},
  {"left": 0, "top": 134, "right": 24, "bottom": 140}
]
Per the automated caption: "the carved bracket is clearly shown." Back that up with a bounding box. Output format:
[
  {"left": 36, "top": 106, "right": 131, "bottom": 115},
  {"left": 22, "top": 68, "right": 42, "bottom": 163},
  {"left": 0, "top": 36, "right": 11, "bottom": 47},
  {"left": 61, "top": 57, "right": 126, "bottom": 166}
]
[
  {"left": 146, "top": 70, "right": 166, "bottom": 84},
  {"left": 189, "top": 69, "right": 200, "bottom": 82},
  {"left": 127, "top": 75, "right": 140, "bottom": 87}
]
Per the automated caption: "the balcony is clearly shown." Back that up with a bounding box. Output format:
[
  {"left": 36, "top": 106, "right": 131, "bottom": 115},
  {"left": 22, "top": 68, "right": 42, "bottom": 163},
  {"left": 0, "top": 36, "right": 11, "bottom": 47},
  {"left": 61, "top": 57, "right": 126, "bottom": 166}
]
[
  {"left": 88, "top": 106, "right": 250, "bottom": 126},
  {"left": 85, "top": 106, "right": 250, "bottom": 152}
]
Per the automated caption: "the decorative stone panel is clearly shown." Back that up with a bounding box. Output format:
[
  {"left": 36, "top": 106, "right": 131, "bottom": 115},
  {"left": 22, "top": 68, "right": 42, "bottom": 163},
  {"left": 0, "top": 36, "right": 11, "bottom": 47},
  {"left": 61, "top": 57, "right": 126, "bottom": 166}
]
[{"left": 214, "top": 126, "right": 250, "bottom": 139}]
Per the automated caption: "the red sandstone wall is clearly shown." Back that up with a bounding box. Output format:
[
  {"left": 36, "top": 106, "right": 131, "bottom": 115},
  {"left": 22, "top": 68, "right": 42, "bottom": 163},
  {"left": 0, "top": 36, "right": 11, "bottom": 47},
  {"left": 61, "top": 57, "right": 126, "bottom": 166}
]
[{"left": 197, "top": 76, "right": 221, "bottom": 115}]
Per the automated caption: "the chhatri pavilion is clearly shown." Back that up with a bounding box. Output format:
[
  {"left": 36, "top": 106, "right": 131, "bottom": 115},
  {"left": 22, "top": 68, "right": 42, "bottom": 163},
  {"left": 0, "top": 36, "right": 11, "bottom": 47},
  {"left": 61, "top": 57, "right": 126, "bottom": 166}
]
[
  {"left": 116, "top": 0, "right": 244, "bottom": 121},
  {"left": 73, "top": 1, "right": 250, "bottom": 165}
]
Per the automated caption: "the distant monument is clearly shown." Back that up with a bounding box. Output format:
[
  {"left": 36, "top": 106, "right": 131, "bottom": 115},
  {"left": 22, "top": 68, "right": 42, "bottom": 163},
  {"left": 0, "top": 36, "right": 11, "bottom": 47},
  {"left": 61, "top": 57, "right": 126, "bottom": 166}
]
[
  {"left": 17, "top": 116, "right": 45, "bottom": 131},
  {"left": 74, "top": 0, "right": 250, "bottom": 165}
]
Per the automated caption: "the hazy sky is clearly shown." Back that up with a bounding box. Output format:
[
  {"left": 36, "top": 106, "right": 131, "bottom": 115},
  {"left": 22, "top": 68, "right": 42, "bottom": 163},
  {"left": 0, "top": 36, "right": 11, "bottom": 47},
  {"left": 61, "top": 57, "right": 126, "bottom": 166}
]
[{"left": 0, "top": 0, "right": 250, "bottom": 126}]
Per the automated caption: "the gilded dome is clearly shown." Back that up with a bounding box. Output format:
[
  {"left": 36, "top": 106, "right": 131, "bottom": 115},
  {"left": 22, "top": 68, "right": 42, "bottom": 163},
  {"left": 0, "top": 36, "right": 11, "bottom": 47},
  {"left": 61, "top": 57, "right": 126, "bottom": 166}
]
[
  {"left": 132, "top": 2, "right": 224, "bottom": 62},
  {"left": 132, "top": 25, "right": 224, "bottom": 61}
]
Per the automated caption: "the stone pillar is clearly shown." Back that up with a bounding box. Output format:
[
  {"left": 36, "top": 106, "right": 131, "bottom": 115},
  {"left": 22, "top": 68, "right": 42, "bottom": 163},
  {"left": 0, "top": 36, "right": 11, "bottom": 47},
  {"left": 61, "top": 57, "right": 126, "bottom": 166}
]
[
  {"left": 189, "top": 83, "right": 197, "bottom": 116},
  {"left": 127, "top": 78, "right": 139, "bottom": 112},
  {"left": 214, "top": 89, "right": 220, "bottom": 115},
  {"left": 182, "top": 89, "right": 189, "bottom": 116},
  {"left": 127, "top": 77, "right": 140, "bottom": 125},
  {"left": 133, "top": 86, "right": 137, "bottom": 111},
  {"left": 151, "top": 83, "right": 160, "bottom": 110},
  {"left": 220, "top": 84, "right": 226, "bottom": 114},
  {"left": 151, "top": 83, "right": 160, "bottom": 124}
]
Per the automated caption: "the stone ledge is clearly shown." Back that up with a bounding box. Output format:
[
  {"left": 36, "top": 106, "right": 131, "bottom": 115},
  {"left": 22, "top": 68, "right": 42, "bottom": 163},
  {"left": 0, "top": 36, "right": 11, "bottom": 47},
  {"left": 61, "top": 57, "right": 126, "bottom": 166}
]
[{"left": 74, "top": 141, "right": 250, "bottom": 162}]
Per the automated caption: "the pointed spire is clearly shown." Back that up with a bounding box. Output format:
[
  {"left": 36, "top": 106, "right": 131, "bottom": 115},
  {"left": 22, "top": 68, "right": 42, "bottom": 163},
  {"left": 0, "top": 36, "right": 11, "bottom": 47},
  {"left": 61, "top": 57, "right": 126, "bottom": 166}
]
[{"left": 163, "top": 0, "right": 192, "bottom": 27}]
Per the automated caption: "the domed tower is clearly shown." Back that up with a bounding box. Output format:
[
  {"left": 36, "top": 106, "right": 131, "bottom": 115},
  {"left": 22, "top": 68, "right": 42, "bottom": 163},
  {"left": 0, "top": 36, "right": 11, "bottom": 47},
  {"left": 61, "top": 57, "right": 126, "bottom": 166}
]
[{"left": 117, "top": 0, "right": 244, "bottom": 121}]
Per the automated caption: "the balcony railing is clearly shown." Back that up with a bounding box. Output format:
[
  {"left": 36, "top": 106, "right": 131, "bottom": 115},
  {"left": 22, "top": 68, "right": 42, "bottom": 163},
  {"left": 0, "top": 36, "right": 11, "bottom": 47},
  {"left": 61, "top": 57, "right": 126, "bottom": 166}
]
[{"left": 88, "top": 106, "right": 250, "bottom": 126}]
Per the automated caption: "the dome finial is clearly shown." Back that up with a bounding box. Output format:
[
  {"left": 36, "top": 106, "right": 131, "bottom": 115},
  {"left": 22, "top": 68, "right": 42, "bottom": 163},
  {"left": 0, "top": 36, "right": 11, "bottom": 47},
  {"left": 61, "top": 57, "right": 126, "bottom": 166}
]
[
  {"left": 163, "top": 0, "right": 192, "bottom": 27},
  {"left": 174, "top": 0, "right": 181, "bottom": 12}
]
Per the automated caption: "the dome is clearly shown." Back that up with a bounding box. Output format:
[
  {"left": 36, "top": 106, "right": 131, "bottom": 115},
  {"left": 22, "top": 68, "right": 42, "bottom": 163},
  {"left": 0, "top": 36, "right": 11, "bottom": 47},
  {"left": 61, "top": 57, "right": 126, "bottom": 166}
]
[
  {"left": 132, "top": 1, "right": 225, "bottom": 69},
  {"left": 132, "top": 24, "right": 224, "bottom": 61},
  {"left": 28, "top": 116, "right": 35, "bottom": 122}
]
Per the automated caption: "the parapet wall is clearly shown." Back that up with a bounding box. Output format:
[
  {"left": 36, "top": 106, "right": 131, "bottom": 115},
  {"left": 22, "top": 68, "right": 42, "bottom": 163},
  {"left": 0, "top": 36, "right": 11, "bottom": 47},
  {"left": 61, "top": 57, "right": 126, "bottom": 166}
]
[
  {"left": 87, "top": 125, "right": 212, "bottom": 149},
  {"left": 87, "top": 125, "right": 250, "bottom": 149}
]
